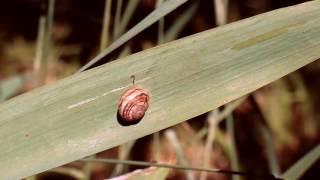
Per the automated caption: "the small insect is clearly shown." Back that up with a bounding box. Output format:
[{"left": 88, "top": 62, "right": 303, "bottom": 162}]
[{"left": 117, "top": 87, "right": 150, "bottom": 125}]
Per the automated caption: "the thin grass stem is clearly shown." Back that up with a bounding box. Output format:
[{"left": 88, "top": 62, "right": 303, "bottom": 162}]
[
  {"left": 33, "top": 16, "right": 46, "bottom": 87},
  {"left": 200, "top": 110, "right": 219, "bottom": 180},
  {"left": 113, "top": 0, "right": 123, "bottom": 40},
  {"left": 40, "top": 0, "right": 55, "bottom": 84},
  {"left": 100, "top": 0, "right": 112, "bottom": 52},
  {"left": 118, "top": 0, "right": 140, "bottom": 38},
  {"left": 227, "top": 114, "right": 241, "bottom": 180},
  {"left": 213, "top": 0, "right": 229, "bottom": 26},
  {"left": 76, "top": 0, "right": 189, "bottom": 73},
  {"left": 80, "top": 158, "right": 283, "bottom": 179},
  {"left": 165, "top": 129, "right": 195, "bottom": 180}
]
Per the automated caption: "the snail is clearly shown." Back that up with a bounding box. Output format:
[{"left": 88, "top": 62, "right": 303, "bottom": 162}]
[{"left": 117, "top": 87, "right": 150, "bottom": 125}]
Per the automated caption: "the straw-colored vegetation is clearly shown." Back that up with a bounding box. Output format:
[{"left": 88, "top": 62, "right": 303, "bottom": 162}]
[{"left": 0, "top": 0, "right": 319, "bottom": 179}]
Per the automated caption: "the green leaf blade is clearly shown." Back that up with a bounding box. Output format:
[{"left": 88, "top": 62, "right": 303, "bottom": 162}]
[{"left": 0, "top": 1, "right": 320, "bottom": 179}]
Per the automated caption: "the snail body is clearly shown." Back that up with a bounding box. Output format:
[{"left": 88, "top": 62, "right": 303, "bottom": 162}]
[{"left": 118, "top": 87, "right": 150, "bottom": 123}]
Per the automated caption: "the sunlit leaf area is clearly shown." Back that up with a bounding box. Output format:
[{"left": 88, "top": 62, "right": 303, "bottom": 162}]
[{"left": 0, "top": 0, "right": 319, "bottom": 179}]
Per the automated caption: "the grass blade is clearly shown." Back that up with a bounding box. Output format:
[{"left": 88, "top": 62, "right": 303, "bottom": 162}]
[
  {"left": 40, "top": 0, "right": 55, "bottom": 84},
  {"left": 260, "top": 124, "right": 281, "bottom": 177},
  {"left": 213, "top": 0, "right": 229, "bottom": 26},
  {"left": 281, "top": 144, "right": 320, "bottom": 180},
  {"left": 200, "top": 110, "right": 218, "bottom": 180},
  {"left": 81, "top": 158, "right": 281, "bottom": 179},
  {"left": 0, "top": 1, "right": 320, "bottom": 178},
  {"left": 100, "top": 0, "right": 112, "bottom": 51},
  {"left": 165, "top": 130, "right": 195, "bottom": 180},
  {"left": 76, "top": 0, "right": 189, "bottom": 73},
  {"left": 117, "top": 0, "right": 140, "bottom": 38},
  {"left": 164, "top": 2, "right": 198, "bottom": 42},
  {"left": 226, "top": 115, "right": 241, "bottom": 180},
  {"left": 112, "top": 0, "right": 123, "bottom": 40},
  {"left": 33, "top": 16, "right": 46, "bottom": 87}
]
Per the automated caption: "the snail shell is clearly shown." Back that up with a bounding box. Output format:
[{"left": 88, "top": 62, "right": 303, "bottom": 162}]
[{"left": 118, "top": 87, "right": 150, "bottom": 122}]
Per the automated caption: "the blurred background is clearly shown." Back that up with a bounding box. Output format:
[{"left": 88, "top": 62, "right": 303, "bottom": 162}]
[{"left": 0, "top": 0, "right": 319, "bottom": 179}]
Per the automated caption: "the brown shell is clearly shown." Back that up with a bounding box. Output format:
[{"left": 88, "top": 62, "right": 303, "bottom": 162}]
[{"left": 118, "top": 87, "right": 150, "bottom": 122}]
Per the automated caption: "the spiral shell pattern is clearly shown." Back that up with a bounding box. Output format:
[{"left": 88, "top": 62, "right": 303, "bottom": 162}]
[{"left": 118, "top": 87, "right": 150, "bottom": 122}]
